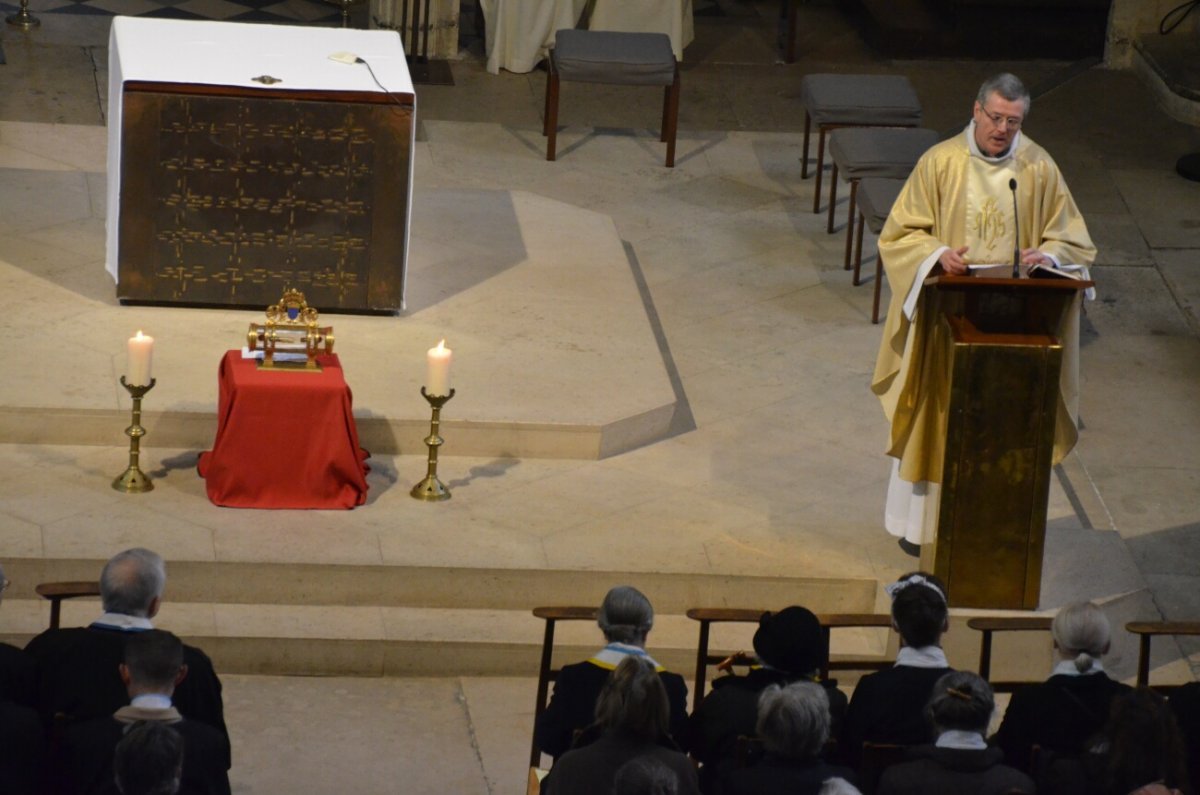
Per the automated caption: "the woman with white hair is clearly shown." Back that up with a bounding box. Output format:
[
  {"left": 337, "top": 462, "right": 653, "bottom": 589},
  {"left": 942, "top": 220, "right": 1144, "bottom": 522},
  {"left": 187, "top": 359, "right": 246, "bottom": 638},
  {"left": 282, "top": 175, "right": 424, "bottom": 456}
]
[
  {"left": 535, "top": 586, "right": 689, "bottom": 760},
  {"left": 993, "top": 600, "right": 1132, "bottom": 774},
  {"left": 721, "top": 681, "right": 857, "bottom": 795}
]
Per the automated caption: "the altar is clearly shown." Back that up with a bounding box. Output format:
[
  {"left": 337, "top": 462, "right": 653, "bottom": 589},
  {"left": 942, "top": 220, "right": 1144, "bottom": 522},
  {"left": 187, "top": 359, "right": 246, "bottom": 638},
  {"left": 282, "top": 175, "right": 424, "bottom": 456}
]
[{"left": 106, "top": 18, "right": 416, "bottom": 312}]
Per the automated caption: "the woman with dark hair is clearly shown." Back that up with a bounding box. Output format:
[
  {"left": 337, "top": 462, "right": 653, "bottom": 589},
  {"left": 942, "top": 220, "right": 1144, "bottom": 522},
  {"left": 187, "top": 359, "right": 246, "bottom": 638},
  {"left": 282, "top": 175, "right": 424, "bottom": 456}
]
[
  {"left": 1059, "top": 688, "right": 1192, "bottom": 795},
  {"left": 993, "top": 600, "right": 1131, "bottom": 773},
  {"left": 720, "top": 681, "right": 857, "bottom": 795},
  {"left": 540, "top": 657, "right": 700, "bottom": 795},
  {"left": 877, "top": 671, "right": 1034, "bottom": 795},
  {"left": 535, "top": 586, "right": 689, "bottom": 760},
  {"left": 839, "top": 572, "right": 952, "bottom": 768}
]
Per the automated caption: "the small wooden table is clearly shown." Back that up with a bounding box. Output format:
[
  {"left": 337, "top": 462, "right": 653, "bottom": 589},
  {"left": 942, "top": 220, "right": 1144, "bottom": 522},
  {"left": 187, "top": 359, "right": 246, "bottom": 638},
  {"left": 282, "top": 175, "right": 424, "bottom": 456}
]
[{"left": 198, "top": 351, "right": 369, "bottom": 509}]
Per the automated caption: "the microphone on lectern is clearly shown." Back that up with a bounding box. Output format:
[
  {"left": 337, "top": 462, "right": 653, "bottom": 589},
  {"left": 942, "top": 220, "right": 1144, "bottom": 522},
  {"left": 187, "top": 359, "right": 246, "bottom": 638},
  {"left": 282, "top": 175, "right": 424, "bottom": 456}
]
[{"left": 1009, "top": 178, "right": 1020, "bottom": 278}]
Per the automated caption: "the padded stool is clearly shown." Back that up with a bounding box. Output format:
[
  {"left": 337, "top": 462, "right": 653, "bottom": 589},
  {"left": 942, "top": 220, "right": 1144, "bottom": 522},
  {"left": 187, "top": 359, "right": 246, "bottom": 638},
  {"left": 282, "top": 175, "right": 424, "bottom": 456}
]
[
  {"left": 828, "top": 127, "right": 937, "bottom": 269},
  {"left": 799, "top": 74, "right": 922, "bottom": 213},
  {"left": 544, "top": 29, "right": 680, "bottom": 167},
  {"left": 853, "top": 177, "right": 905, "bottom": 324}
]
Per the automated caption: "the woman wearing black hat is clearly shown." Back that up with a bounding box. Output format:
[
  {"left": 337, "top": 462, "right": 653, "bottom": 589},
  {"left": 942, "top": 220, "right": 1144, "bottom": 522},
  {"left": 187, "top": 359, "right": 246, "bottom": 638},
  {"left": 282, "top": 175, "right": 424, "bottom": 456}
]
[{"left": 686, "top": 606, "right": 847, "bottom": 791}]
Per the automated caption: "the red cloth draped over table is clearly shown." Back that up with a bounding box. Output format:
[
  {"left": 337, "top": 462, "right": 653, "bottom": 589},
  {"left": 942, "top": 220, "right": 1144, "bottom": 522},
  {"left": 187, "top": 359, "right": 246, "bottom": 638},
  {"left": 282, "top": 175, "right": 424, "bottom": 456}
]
[{"left": 198, "top": 351, "right": 369, "bottom": 509}]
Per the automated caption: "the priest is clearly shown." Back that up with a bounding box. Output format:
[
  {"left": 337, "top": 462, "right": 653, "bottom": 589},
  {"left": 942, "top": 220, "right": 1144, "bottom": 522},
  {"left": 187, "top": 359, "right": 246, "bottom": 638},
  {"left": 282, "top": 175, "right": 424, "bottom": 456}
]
[{"left": 872, "top": 73, "right": 1097, "bottom": 547}]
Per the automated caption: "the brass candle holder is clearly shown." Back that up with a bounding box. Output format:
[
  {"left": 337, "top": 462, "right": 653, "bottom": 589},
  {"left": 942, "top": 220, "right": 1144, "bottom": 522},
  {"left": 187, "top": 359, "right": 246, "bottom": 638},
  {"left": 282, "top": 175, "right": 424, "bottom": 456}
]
[
  {"left": 112, "top": 377, "right": 156, "bottom": 493},
  {"left": 6, "top": 0, "right": 40, "bottom": 29},
  {"left": 410, "top": 387, "right": 454, "bottom": 501}
]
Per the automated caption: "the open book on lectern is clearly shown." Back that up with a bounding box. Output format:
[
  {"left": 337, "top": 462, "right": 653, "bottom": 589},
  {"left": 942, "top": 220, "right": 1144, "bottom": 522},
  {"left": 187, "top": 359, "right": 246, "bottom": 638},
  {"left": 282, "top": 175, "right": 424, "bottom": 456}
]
[{"left": 967, "top": 262, "right": 1089, "bottom": 280}]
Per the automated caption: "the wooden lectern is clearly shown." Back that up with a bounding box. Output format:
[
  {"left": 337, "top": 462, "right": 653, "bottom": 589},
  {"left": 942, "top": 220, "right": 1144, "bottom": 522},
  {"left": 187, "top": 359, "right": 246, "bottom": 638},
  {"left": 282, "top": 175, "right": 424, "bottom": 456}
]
[{"left": 917, "top": 274, "right": 1093, "bottom": 609}]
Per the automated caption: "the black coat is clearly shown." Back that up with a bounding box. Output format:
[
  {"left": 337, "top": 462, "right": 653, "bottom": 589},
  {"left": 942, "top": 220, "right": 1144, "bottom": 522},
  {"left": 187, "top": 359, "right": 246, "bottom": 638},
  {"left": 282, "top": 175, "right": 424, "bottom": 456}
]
[
  {"left": 0, "top": 700, "right": 45, "bottom": 795},
  {"left": 877, "top": 745, "right": 1035, "bottom": 795},
  {"left": 24, "top": 626, "right": 227, "bottom": 747},
  {"left": 57, "top": 714, "right": 231, "bottom": 795},
  {"left": 992, "top": 671, "right": 1131, "bottom": 772},
  {"left": 838, "top": 664, "right": 951, "bottom": 768},
  {"left": 720, "top": 752, "right": 857, "bottom": 795},
  {"left": 0, "top": 642, "right": 35, "bottom": 707},
  {"left": 535, "top": 659, "right": 689, "bottom": 759}
]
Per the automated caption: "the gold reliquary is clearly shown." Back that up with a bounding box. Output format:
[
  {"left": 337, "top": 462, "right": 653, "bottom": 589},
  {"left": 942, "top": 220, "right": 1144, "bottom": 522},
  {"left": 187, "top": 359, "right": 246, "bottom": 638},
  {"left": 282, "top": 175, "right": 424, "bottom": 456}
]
[{"left": 247, "top": 288, "right": 334, "bottom": 370}]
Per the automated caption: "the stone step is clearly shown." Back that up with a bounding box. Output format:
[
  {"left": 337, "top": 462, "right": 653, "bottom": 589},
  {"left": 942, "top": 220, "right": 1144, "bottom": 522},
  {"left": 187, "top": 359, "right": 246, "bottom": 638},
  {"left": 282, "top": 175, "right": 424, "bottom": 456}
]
[{"left": 0, "top": 558, "right": 880, "bottom": 613}]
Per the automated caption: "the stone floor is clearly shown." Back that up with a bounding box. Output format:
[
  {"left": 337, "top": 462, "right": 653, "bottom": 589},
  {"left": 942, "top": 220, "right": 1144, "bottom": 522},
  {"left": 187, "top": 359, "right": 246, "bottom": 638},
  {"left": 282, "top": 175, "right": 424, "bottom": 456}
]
[{"left": 1, "top": 1, "right": 1199, "bottom": 793}]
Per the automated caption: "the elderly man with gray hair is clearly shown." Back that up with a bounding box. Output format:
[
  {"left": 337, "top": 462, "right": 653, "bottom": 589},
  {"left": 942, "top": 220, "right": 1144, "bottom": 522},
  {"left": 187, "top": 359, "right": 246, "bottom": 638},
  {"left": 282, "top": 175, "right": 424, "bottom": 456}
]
[
  {"left": 721, "top": 681, "right": 857, "bottom": 795},
  {"left": 24, "top": 548, "right": 227, "bottom": 746},
  {"left": 535, "top": 585, "right": 689, "bottom": 760}
]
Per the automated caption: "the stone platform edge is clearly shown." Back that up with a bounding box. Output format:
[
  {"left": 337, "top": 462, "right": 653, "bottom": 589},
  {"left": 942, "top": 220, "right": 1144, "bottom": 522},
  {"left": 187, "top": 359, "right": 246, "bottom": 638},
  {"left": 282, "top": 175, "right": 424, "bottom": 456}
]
[{"left": 0, "top": 400, "right": 678, "bottom": 460}]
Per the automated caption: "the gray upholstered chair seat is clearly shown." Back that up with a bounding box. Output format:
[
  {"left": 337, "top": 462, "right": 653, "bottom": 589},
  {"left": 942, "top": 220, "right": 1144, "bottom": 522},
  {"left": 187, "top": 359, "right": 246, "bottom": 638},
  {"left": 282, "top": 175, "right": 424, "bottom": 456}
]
[
  {"left": 829, "top": 128, "right": 939, "bottom": 179},
  {"left": 799, "top": 74, "right": 923, "bottom": 126},
  {"left": 857, "top": 177, "right": 906, "bottom": 234},
  {"left": 551, "top": 29, "right": 676, "bottom": 86}
]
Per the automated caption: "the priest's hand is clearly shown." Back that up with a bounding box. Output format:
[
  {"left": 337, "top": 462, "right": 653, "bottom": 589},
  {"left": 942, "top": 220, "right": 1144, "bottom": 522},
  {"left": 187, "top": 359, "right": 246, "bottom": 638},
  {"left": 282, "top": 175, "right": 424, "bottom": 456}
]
[
  {"left": 1021, "top": 248, "right": 1054, "bottom": 266},
  {"left": 937, "top": 246, "right": 970, "bottom": 275}
]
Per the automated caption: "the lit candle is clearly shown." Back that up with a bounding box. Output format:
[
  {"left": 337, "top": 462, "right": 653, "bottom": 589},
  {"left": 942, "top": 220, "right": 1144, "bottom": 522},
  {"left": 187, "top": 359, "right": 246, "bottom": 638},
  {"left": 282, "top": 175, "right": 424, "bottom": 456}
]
[
  {"left": 127, "top": 330, "right": 154, "bottom": 386},
  {"left": 426, "top": 339, "right": 452, "bottom": 396}
]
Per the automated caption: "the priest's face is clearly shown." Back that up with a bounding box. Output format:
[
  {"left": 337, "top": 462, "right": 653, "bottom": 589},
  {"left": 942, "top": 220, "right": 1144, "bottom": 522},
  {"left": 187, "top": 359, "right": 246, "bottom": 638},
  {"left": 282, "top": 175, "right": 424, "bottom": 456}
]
[{"left": 973, "top": 93, "right": 1025, "bottom": 156}]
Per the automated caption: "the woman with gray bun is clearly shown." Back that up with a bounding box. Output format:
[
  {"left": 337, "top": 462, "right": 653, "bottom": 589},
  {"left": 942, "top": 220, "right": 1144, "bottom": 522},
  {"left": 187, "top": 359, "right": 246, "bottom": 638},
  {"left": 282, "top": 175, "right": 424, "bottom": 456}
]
[
  {"left": 993, "top": 600, "right": 1131, "bottom": 774},
  {"left": 878, "top": 671, "right": 1034, "bottom": 795}
]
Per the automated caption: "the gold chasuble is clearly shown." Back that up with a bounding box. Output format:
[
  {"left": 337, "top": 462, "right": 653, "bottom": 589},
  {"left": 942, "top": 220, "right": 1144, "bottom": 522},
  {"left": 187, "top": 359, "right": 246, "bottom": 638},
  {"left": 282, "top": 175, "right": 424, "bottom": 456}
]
[{"left": 872, "top": 124, "right": 1096, "bottom": 543}]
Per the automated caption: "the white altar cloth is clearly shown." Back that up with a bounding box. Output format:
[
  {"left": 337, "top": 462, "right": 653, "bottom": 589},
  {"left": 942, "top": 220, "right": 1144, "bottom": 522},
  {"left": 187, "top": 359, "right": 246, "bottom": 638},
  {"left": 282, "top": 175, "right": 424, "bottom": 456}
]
[
  {"left": 480, "top": 0, "right": 693, "bottom": 75},
  {"left": 588, "top": 0, "right": 694, "bottom": 61},
  {"left": 105, "top": 17, "right": 416, "bottom": 282},
  {"left": 479, "top": 0, "right": 590, "bottom": 75}
]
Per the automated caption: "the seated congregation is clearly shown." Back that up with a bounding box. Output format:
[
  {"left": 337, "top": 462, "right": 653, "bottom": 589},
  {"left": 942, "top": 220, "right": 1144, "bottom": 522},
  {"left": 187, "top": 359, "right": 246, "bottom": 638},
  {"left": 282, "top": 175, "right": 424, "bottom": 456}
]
[
  {"left": 0, "top": 551, "right": 230, "bottom": 795},
  {"left": 534, "top": 578, "right": 1199, "bottom": 795}
]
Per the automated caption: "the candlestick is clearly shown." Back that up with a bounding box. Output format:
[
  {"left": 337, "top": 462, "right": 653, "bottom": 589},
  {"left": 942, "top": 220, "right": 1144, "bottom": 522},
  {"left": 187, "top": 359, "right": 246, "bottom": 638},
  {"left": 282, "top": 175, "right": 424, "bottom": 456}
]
[
  {"left": 127, "top": 330, "right": 154, "bottom": 387},
  {"left": 411, "top": 387, "right": 455, "bottom": 501},
  {"left": 426, "top": 339, "right": 452, "bottom": 397},
  {"left": 5, "top": 0, "right": 40, "bottom": 29},
  {"left": 112, "top": 377, "right": 156, "bottom": 493}
]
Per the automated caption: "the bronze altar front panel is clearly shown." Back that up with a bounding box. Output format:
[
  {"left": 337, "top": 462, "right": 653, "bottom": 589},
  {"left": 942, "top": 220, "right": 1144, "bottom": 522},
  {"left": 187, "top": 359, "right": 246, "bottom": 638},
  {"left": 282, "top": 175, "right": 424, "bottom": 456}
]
[{"left": 117, "top": 83, "right": 412, "bottom": 312}]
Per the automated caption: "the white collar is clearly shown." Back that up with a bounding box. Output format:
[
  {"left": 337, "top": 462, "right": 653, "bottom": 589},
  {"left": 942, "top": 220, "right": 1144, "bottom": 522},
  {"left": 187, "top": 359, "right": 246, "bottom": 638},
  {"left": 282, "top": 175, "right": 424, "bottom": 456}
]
[
  {"left": 91, "top": 613, "right": 154, "bottom": 631},
  {"left": 1052, "top": 658, "right": 1105, "bottom": 677},
  {"left": 130, "top": 694, "right": 173, "bottom": 710},
  {"left": 895, "top": 645, "right": 949, "bottom": 669},
  {"left": 936, "top": 729, "right": 988, "bottom": 750},
  {"left": 966, "top": 120, "right": 1021, "bottom": 164}
]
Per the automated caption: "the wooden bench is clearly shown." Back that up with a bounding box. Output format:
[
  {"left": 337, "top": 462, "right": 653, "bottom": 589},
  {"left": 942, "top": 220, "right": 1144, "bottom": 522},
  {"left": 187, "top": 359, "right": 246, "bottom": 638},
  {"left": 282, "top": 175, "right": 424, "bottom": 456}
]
[
  {"left": 685, "top": 607, "right": 894, "bottom": 710},
  {"left": 1126, "top": 620, "right": 1200, "bottom": 690},
  {"left": 528, "top": 606, "right": 598, "bottom": 768},
  {"left": 965, "top": 615, "right": 1053, "bottom": 693},
  {"left": 35, "top": 580, "right": 101, "bottom": 629}
]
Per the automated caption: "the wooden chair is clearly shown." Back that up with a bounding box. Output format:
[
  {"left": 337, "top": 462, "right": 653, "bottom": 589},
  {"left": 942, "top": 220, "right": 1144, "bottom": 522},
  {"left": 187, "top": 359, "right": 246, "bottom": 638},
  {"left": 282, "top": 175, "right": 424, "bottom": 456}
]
[
  {"left": 528, "top": 606, "right": 598, "bottom": 768},
  {"left": 798, "top": 74, "right": 922, "bottom": 215},
  {"left": 685, "top": 608, "right": 895, "bottom": 710},
  {"left": 851, "top": 177, "right": 905, "bottom": 324},
  {"left": 965, "top": 616, "right": 1053, "bottom": 693},
  {"left": 35, "top": 580, "right": 101, "bottom": 629},
  {"left": 826, "top": 127, "right": 937, "bottom": 271},
  {"left": 544, "top": 30, "right": 681, "bottom": 168},
  {"left": 1126, "top": 620, "right": 1200, "bottom": 690}
]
